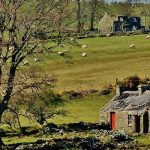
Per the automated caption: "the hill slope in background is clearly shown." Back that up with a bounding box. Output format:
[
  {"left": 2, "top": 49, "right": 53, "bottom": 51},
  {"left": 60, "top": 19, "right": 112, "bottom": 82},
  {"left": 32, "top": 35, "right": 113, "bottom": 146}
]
[{"left": 34, "top": 35, "right": 150, "bottom": 91}]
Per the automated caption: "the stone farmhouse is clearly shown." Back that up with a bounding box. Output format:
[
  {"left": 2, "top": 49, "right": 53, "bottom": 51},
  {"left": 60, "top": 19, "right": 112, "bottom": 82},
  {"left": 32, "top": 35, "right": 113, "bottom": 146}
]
[
  {"left": 98, "top": 13, "right": 145, "bottom": 35},
  {"left": 113, "top": 16, "right": 145, "bottom": 32},
  {"left": 100, "top": 85, "right": 150, "bottom": 133}
]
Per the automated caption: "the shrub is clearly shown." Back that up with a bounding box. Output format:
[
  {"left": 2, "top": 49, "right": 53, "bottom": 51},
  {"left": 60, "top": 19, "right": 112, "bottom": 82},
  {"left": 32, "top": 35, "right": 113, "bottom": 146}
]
[{"left": 100, "top": 84, "right": 114, "bottom": 95}]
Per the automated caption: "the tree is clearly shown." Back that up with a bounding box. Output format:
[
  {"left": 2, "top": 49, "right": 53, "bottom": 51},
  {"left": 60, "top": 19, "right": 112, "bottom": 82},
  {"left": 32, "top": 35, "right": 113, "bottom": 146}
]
[
  {"left": 25, "top": 89, "right": 65, "bottom": 125},
  {"left": 134, "top": 0, "right": 149, "bottom": 28},
  {"left": 0, "top": 0, "right": 70, "bottom": 147},
  {"left": 76, "top": 0, "right": 88, "bottom": 33},
  {"left": 88, "top": 0, "right": 102, "bottom": 31},
  {"left": 76, "top": 0, "right": 82, "bottom": 33}
]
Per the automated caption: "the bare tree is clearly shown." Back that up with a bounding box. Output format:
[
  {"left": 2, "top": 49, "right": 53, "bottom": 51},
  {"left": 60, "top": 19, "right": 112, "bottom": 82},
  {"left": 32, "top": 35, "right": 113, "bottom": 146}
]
[
  {"left": 76, "top": 0, "right": 82, "bottom": 33},
  {"left": 0, "top": 0, "right": 70, "bottom": 147},
  {"left": 88, "top": 0, "right": 102, "bottom": 31},
  {"left": 76, "top": 0, "right": 88, "bottom": 33}
]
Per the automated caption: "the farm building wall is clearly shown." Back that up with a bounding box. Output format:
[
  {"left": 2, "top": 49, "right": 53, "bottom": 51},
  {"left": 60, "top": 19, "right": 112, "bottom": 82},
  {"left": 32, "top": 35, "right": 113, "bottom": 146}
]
[{"left": 100, "top": 110, "right": 150, "bottom": 133}]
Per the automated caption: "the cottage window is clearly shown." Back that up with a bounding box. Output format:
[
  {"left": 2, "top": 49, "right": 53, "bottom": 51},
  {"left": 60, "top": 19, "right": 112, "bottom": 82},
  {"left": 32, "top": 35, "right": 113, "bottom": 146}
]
[{"left": 128, "top": 115, "right": 132, "bottom": 125}]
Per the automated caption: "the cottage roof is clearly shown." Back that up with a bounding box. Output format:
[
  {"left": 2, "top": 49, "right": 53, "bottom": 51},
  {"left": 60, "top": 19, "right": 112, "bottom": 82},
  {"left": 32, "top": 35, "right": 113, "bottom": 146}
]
[{"left": 101, "top": 90, "right": 150, "bottom": 114}]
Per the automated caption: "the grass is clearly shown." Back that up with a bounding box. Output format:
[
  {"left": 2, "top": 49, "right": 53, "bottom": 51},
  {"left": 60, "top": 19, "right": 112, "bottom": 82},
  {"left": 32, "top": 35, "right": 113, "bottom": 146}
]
[
  {"left": 47, "top": 93, "right": 113, "bottom": 124},
  {"left": 34, "top": 34, "right": 150, "bottom": 92},
  {"left": 134, "top": 134, "right": 150, "bottom": 147}
]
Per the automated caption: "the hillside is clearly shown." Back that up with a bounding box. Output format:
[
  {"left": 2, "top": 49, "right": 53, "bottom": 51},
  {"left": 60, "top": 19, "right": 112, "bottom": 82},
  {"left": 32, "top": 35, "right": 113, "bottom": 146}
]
[{"left": 33, "top": 34, "right": 150, "bottom": 91}]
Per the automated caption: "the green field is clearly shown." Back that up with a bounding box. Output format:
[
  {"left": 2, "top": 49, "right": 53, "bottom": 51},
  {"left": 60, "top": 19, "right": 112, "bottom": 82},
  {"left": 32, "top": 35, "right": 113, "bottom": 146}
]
[{"left": 36, "top": 34, "right": 150, "bottom": 92}]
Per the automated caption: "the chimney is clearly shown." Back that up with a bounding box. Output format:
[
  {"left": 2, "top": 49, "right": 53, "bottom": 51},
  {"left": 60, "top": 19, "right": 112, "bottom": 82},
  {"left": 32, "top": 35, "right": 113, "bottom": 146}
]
[
  {"left": 138, "top": 85, "right": 150, "bottom": 95},
  {"left": 116, "top": 86, "right": 127, "bottom": 96},
  {"left": 138, "top": 85, "right": 143, "bottom": 95}
]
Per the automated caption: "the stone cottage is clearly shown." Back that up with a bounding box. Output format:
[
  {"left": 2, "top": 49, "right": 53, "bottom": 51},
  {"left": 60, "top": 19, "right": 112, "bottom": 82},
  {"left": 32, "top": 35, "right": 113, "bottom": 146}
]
[
  {"left": 98, "top": 12, "right": 114, "bottom": 35},
  {"left": 100, "top": 85, "right": 150, "bottom": 133}
]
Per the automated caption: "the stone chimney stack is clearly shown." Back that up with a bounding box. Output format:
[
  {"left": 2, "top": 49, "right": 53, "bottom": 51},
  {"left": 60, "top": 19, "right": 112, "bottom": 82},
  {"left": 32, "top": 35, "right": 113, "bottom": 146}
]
[
  {"left": 138, "top": 85, "right": 150, "bottom": 95},
  {"left": 116, "top": 86, "right": 127, "bottom": 96},
  {"left": 138, "top": 85, "right": 143, "bottom": 95}
]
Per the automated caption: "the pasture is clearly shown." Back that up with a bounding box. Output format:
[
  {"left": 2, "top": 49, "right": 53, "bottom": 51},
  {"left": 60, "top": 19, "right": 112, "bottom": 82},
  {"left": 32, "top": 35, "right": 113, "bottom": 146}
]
[{"left": 36, "top": 34, "right": 150, "bottom": 92}]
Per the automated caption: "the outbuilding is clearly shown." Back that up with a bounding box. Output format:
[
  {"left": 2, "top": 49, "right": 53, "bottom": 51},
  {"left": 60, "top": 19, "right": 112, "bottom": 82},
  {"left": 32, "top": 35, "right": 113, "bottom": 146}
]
[{"left": 100, "top": 85, "right": 150, "bottom": 133}]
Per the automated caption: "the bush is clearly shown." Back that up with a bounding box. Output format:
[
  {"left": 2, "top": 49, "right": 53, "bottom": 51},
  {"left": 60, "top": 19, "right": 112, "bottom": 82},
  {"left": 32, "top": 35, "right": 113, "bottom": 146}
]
[
  {"left": 100, "top": 84, "right": 114, "bottom": 95},
  {"left": 111, "top": 132, "right": 133, "bottom": 142}
]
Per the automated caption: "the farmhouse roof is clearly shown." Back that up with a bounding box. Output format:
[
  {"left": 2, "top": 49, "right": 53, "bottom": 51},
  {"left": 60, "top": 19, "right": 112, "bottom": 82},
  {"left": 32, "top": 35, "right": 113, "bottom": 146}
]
[{"left": 101, "top": 88, "right": 150, "bottom": 115}]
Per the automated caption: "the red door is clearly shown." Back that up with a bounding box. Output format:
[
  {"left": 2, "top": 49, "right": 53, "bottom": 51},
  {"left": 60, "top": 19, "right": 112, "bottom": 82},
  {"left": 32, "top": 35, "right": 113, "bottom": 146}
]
[{"left": 111, "top": 112, "right": 116, "bottom": 130}]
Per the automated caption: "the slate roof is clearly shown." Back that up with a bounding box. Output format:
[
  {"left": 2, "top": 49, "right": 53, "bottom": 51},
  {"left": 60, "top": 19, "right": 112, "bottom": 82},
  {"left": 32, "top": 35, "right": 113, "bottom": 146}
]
[{"left": 101, "top": 90, "right": 150, "bottom": 114}]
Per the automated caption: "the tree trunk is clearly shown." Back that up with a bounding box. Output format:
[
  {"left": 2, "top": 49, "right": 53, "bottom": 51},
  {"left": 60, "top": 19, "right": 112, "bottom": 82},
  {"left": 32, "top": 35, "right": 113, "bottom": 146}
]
[
  {"left": 0, "top": 65, "right": 16, "bottom": 148},
  {"left": 90, "top": 13, "right": 95, "bottom": 31},
  {"left": 76, "top": 0, "right": 81, "bottom": 33},
  {"left": 0, "top": 105, "right": 5, "bottom": 148}
]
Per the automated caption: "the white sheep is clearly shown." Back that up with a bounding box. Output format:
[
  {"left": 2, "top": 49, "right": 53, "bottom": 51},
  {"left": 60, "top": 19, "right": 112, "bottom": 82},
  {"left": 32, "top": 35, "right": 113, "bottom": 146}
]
[
  {"left": 57, "top": 51, "right": 64, "bottom": 56},
  {"left": 106, "top": 33, "right": 111, "bottom": 38},
  {"left": 129, "top": 44, "right": 135, "bottom": 49},
  {"left": 146, "top": 35, "right": 150, "bottom": 39},
  {"left": 63, "top": 49, "right": 69, "bottom": 53},
  {"left": 23, "top": 60, "right": 29, "bottom": 66},
  {"left": 34, "top": 58, "right": 43, "bottom": 62},
  {"left": 82, "top": 52, "right": 87, "bottom": 57},
  {"left": 9, "top": 46, "right": 14, "bottom": 51},
  {"left": 70, "top": 38, "right": 75, "bottom": 41},
  {"left": 82, "top": 45, "right": 87, "bottom": 48}
]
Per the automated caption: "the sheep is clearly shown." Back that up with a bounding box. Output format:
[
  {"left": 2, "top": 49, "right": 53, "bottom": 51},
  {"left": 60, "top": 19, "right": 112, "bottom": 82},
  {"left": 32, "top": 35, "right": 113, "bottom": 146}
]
[
  {"left": 82, "top": 45, "right": 87, "bottom": 48},
  {"left": 34, "top": 58, "right": 43, "bottom": 62},
  {"left": 82, "top": 52, "right": 87, "bottom": 57},
  {"left": 9, "top": 46, "right": 14, "bottom": 51},
  {"left": 106, "top": 33, "right": 111, "bottom": 38},
  {"left": 146, "top": 35, "right": 150, "bottom": 39},
  {"left": 57, "top": 51, "right": 65, "bottom": 56},
  {"left": 23, "top": 60, "right": 29, "bottom": 66},
  {"left": 70, "top": 38, "right": 75, "bottom": 41},
  {"left": 129, "top": 44, "right": 135, "bottom": 49},
  {"left": 63, "top": 49, "right": 69, "bottom": 53}
]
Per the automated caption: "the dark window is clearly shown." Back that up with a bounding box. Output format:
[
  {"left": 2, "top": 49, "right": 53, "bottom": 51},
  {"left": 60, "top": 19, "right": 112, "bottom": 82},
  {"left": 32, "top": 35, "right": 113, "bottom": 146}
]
[{"left": 128, "top": 115, "right": 132, "bottom": 125}]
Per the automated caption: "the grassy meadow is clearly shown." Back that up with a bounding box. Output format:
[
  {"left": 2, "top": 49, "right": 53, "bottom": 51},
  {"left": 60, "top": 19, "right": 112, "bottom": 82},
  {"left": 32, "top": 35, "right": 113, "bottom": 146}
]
[{"left": 35, "top": 34, "right": 150, "bottom": 92}]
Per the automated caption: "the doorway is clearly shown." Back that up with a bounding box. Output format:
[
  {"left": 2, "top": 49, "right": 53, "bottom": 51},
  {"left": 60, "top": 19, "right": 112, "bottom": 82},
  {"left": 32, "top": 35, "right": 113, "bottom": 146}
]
[
  {"left": 135, "top": 115, "right": 140, "bottom": 133},
  {"left": 110, "top": 112, "right": 116, "bottom": 130},
  {"left": 143, "top": 112, "right": 149, "bottom": 133}
]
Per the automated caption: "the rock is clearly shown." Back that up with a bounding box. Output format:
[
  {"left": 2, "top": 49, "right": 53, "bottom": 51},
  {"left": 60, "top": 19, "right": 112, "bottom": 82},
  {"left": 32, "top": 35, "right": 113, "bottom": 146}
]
[{"left": 15, "top": 145, "right": 26, "bottom": 150}]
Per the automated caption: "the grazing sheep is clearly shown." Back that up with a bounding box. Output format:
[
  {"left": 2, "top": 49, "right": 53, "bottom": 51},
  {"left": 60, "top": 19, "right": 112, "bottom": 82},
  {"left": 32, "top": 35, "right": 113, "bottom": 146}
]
[
  {"left": 23, "top": 60, "right": 29, "bottom": 66},
  {"left": 70, "top": 38, "right": 75, "bottom": 41},
  {"left": 34, "top": 58, "right": 43, "bottom": 62},
  {"left": 82, "top": 45, "right": 87, "bottom": 48},
  {"left": 57, "top": 51, "right": 65, "bottom": 56},
  {"left": 129, "top": 44, "right": 135, "bottom": 49},
  {"left": 106, "top": 33, "right": 111, "bottom": 38},
  {"left": 146, "top": 35, "right": 150, "bottom": 39},
  {"left": 82, "top": 52, "right": 87, "bottom": 57},
  {"left": 63, "top": 49, "right": 69, "bottom": 53},
  {"left": 9, "top": 46, "right": 14, "bottom": 51}
]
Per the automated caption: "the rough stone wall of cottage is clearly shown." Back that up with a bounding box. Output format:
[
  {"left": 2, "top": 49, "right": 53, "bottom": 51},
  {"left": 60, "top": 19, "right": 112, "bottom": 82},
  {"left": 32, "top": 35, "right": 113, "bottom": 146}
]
[
  {"left": 100, "top": 111, "right": 109, "bottom": 123},
  {"left": 116, "top": 111, "right": 134, "bottom": 133},
  {"left": 100, "top": 111, "right": 134, "bottom": 133},
  {"left": 137, "top": 110, "right": 150, "bottom": 134}
]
